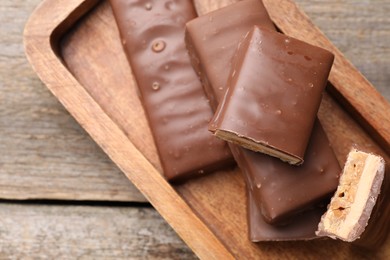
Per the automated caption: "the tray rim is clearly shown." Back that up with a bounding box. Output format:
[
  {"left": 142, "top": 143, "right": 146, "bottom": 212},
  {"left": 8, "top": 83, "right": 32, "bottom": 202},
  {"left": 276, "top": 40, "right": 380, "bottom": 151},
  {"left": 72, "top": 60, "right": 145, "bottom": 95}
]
[
  {"left": 24, "top": 0, "right": 389, "bottom": 258},
  {"left": 24, "top": 0, "right": 233, "bottom": 258}
]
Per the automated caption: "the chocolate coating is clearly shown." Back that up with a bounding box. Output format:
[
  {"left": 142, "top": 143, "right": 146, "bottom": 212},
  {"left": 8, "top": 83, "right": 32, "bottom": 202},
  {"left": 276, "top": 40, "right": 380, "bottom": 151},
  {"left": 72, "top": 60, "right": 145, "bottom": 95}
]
[
  {"left": 185, "top": 0, "right": 276, "bottom": 110},
  {"left": 186, "top": 0, "right": 340, "bottom": 224},
  {"left": 241, "top": 120, "right": 341, "bottom": 224},
  {"left": 210, "top": 26, "right": 334, "bottom": 164},
  {"left": 353, "top": 165, "right": 390, "bottom": 250},
  {"left": 110, "top": 0, "right": 233, "bottom": 182},
  {"left": 247, "top": 188, "right": 326, "bottom": 241}
]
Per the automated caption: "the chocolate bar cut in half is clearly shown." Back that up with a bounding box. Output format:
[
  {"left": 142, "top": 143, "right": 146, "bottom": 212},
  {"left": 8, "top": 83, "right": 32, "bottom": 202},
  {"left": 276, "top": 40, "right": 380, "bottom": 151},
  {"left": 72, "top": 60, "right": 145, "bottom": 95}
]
[
  {"left": 109, "top": 0, "right": 233, "bottom": 182},
  {"left": 186, "top": 0, "right": 340, "bottom": 225},
  {"left": 210, "top": 26, "right": 334, "bottom": 165},
  {"left": 317, "top": 149, "right": 389, "bottom": 249}
]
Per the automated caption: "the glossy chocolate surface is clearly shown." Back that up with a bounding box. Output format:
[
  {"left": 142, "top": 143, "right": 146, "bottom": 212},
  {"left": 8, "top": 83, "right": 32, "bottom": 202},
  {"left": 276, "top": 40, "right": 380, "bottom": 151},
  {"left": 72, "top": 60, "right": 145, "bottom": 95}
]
[
  {"left": 241, "top": 121, "right": 341, "bottom": 224},
  {"left": 247, "top": 189, "right": 325, "bottom": 241},
  {"left": 110, "top": 0, "right": 233, "bottom": 182},
  {"left": 210, "top": 26, "right": 334, "bottom": 164},
  {"left": 186, "top": 0, "right": 276, "bottom": 110},
  {"left": 186, "top": 0, "right": 340, "bottom": 224}
]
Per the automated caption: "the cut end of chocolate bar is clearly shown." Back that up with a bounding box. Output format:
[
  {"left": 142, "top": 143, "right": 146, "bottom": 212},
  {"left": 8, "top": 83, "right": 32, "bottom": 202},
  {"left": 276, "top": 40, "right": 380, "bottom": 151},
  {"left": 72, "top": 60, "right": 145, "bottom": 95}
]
[
  {"left": 214, "top": 129, "right": 303, "bottom": 165},
  {"left": 316, "top": 149, "right": 385, "bottom": 242}
]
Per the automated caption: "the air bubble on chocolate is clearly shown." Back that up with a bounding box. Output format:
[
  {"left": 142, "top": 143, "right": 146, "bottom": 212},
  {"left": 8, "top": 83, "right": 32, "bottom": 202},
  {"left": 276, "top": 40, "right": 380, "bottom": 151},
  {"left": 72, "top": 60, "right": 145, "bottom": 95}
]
[
  {"left": 308, "top": 82, "right": 314, "bottom": 88},
  {"left": 276, "top": 109, "right": 282, "bottom": 115},
  {"left": 198, "top": 169, "right": 205, "bottom": 174},
  {"left": 256, "top": 183, "right": 261, "bottom": 189},
  {"left": 165, "top": 1, "right": 174, "bottom": 10},
  {"left": 164, "top": 64, "right": 170, "bottom": 70},
  {"left": 287, "top": 78, "right": 293, "bottom": 82},
  {"left": 145, "top": 3, "right": 152, "bottom": 10},
  {"left": 304, "top": 55, "right": 312, "bottom": 61},
  {"left": 152, "top": 40, "right": 166, "bottom": 53},
  {"left": 152, "top": 82, "right": 160, "bottom": 90},
  {"left": 287, "top": 51, "right": 294, "bottom": 55},
  {"left": 284, "top": 38, "right": 291, "bottom": 44}
]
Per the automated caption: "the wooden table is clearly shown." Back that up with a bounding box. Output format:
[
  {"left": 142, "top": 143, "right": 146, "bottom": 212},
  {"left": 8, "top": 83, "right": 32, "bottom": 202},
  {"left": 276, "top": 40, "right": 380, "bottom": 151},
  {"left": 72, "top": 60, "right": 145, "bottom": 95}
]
[{"left": 1, "top": 0, "right": 388, "bottom": 258}]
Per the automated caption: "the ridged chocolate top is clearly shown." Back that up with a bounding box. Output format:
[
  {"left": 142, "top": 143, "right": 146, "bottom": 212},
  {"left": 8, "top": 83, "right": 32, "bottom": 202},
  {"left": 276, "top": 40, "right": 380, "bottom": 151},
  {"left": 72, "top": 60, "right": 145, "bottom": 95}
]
[{"left": 110, "top": 0, "right": 233, "bottom": 181}]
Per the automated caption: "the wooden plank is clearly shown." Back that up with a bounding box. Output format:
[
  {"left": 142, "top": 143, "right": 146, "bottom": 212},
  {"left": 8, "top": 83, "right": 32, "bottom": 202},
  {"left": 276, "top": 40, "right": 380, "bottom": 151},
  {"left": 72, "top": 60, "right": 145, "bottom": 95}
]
[
  {"left": 0, "top": 0, "right": 145, "bottom": 202},
  {"left": 294, "top": 0, "right": 390, "bottom": 102},
  {"left": 0, "top": 203, "right": 195, "bottom": 259}
]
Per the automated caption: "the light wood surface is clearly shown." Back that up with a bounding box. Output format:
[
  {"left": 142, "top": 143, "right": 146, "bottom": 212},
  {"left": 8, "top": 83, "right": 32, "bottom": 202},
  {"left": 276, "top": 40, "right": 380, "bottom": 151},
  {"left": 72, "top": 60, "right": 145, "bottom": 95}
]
[
  {"left": 0, "top": 203, "right": 195, "bottom": 259},
  {"left": 1, "top": 0, "right": 389, "bottom": 258}
]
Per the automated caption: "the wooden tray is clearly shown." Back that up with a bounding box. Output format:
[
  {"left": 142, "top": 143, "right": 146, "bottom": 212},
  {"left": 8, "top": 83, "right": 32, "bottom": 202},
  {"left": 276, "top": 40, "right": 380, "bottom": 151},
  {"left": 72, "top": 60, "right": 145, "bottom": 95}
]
[{"left": 24, "top": 0, "right": 390, "bottom": 258}]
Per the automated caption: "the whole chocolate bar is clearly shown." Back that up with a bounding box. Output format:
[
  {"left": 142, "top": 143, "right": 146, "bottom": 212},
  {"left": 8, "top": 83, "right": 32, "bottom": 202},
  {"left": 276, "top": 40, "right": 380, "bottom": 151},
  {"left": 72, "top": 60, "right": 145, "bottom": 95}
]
[
  {"left": 186, "top": 0, "right": 340, "bottom": 224},
  {"left": 317, "top": 149, "right": 390, "bottom": 249},
  {"left": 210, "top": 26, "right": 334, "bottom": 165},
  {"left": 109, "top": 0, "right": 233, "bottom": 182}
]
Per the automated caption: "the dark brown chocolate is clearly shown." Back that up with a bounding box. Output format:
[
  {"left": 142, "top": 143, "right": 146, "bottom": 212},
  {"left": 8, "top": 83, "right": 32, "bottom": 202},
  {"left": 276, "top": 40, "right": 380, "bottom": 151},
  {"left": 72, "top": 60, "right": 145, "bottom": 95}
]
[
  {"left": 186, "top": 0, "right": 340, "bottom": 224},
  {"left": 109, "top": 0, "right": 233, "bottom": 182},
  {"left": 210, "top": 26, "right": 334, "bottom": 165}
]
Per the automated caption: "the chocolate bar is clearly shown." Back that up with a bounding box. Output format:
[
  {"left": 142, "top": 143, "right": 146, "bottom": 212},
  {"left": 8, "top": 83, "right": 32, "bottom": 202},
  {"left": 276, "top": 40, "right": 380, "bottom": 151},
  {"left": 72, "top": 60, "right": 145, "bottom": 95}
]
[
  {"left": 186, "top": 0, "right": 340, "bottom": 224},
  {"left": 317, "top": 149, "right": 389, "bottom": 249},
  {"left": 237, "top": 120, "right": 341, "bottom": 224},
  {"left": 247, "top": 189, "right": 326, "bottom": 241},
  {"left": 210, "top": 26, "right": 334, "bottom": 165},
  {"left": 186, "top": 0, "right": 276, "bottom": 110},
  {"left": 109, "top": 0, "right": 233, "bottom": 182}
]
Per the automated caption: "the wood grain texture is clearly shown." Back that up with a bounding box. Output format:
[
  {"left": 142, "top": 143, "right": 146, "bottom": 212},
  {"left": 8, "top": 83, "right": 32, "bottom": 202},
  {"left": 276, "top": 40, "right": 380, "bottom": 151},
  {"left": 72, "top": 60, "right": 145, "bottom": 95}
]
[
  {"left": 25, "top": 1, "right": 233, "bottom": 258},
  {"left": 295, "top": 0, "right": 390, "bottom": 102},
  {"left": 0, "top": 0, "right": 145, "bottom": 202},
  {"left": 263, "top": 0, "right": 390, "bottom": 154},
  {"left": 0, "top": 0, "right": 387, "bottom": 258},
  {"left": 1, "top": 0, "right": 388, "bottom": 202},
  {"left": 24, "top": 0, "right": 390, "bottom": 258},
  {"left": 0, "top": 203, "right": 195, "bottom": 259}
]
